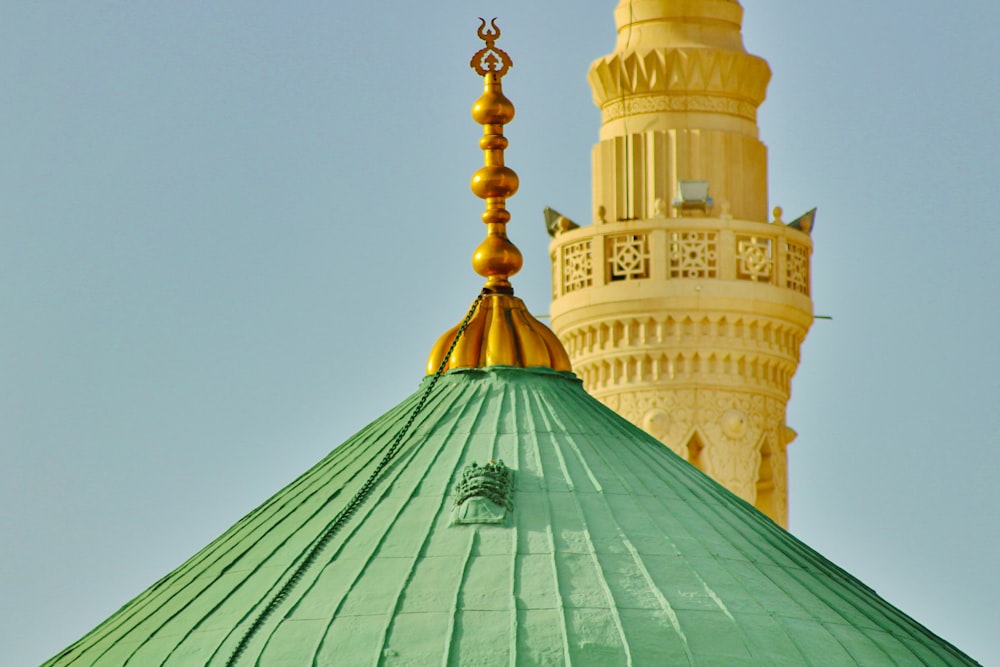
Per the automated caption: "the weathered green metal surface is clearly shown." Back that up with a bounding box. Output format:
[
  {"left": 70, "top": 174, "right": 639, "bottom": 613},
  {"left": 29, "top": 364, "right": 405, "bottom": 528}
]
[{"left": 43, "top": 367, "right": 979, "bottom": 666}]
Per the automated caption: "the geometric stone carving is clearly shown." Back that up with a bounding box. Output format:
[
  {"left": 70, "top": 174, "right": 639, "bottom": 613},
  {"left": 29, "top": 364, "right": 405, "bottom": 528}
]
[
  {"left": 560, "top": 239, "right": 593, "bottom": 294},
  {"left": 607, "top": 233, "right": 651, "bottom": 281},
  {"left": 785, "top": 240, "right": 810, "bottom": 295},
  {"left": 669, "top": 231, "right": 718, "bottom": 278},
  {"left": 736, "top": 235, "right": 774, "bottom": 283}
]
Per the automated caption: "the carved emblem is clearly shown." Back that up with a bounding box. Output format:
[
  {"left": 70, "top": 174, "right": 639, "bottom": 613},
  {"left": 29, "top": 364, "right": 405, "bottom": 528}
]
[
  {"left": 452, "top": 460, "right": 514, "bottom": 526},
  {"left": 642, "top": 408, "right": 671, "bottom": 439},
  {"left": 720, "top": 409, "right": 748, "bottom": 439}
]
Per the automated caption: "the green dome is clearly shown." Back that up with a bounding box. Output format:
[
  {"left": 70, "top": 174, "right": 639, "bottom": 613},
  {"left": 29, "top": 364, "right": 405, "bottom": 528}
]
[{"left": 44, "top": 367, "right": 978, "bottom": 666}]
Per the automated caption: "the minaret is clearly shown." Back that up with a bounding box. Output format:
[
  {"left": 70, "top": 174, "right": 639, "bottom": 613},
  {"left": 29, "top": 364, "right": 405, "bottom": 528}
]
[{"left": 548, "top": 0, "right": 815, "bottom": 527}]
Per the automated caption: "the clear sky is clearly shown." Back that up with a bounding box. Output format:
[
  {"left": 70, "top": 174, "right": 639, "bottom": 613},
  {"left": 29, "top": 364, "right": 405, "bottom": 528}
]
[{"left": 3, "top": 2, "right": 998, "bottom": 665}]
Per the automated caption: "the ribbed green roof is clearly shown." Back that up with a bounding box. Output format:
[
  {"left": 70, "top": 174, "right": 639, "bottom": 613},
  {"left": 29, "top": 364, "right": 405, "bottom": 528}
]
[{"left": 45, "top": 367, "right": 978, "bottom": 666}]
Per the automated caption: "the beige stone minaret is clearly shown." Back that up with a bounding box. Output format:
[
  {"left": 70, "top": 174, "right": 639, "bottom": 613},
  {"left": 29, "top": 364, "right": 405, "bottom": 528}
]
[{"left": 548, "top": 0, "right": 814, "bottom": 527}]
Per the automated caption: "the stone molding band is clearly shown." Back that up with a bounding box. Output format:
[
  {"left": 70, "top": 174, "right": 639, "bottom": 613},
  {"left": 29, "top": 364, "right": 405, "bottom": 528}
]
[
  {"left": 573, "top": 351, "right": 797, "bottom": 400},
  {"left": 588, "top": 48, "right": 770, "bottom": 112},
  {"left": 602, "top": 94, "right": 758, "bottom": 123}
]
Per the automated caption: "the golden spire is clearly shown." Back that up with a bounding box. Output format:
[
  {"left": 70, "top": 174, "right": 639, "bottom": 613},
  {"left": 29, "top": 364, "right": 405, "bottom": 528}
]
[
  {"left": 469, "top": 18, "right": 520, "bottom": 294},
  {"left": 426, "top": 20, "right": 571, "bottom": 374}
]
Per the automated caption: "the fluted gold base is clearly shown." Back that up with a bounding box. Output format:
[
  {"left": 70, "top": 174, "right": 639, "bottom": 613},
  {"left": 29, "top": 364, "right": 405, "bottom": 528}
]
[{"left": 427, "top": 293, "right": 571, "bottom": 374}]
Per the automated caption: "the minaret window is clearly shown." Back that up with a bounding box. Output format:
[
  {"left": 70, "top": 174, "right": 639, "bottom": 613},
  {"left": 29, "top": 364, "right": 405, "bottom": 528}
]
[
  {"left": 686, "top": 433, "right": 706, "bottom": 472},
  {"left": 756, "top": 434, "right": 787, "bottom": 525}
]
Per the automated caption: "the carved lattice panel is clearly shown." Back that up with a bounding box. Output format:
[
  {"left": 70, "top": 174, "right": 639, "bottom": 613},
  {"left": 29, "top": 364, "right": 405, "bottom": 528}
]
[
  {"left": 785, "top": 241, "right": 810, "bottom": 295},
  {"left": 736, "top": 235, "right": 773, "bottom": 283},
  {"left": 669, "top": 231, "right": 718, "bottom": 278},
  {"left": 606, "top": 233, "right": 650, "bottom": 281},
  {"left": 561, "top": 240, "right": 593, "bottom": 294}
]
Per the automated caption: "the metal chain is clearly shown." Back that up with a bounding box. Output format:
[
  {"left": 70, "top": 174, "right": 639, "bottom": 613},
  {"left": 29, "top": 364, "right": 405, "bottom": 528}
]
[{"left": 225, "top": 290, "right": 486, "bottom": 667}]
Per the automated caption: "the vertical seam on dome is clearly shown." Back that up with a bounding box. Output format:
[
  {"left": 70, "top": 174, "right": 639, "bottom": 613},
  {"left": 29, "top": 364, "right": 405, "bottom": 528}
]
[
  {"left": 602, "top": 409, "right": 815, "bottom": 663},
  {"left": 294, "top": 384, "right": 472, "bottom": 663},
  {"left": 608, "top": 409, "right": 889, "bottom": 664},
  {"left": 622, "top": 538, "right": 693, "bottom": 659},
  {"left": 530, "top": 389, "right": 634, "bottom": 664},
  {"left": 225, "top": 382, "right": 459, "bottom": 665},
  {"left": 574, "top": 391, "right": 767, "bottom": 663},
  {"left": 67, "top": 406, "right": 410, "bottom": 667},
  {"left": 441, "top": 530, "right": 477, "bottom": 666},
  {"left": 115, "top": 403, "right": 422, "bottom": 667},
  {"left": 543, "top": 411, "right": 575, "bottom": 491},
  {"left": 686, "top": 475, "right": 917, "bottom": 665},
  {"left": 369, "top": 385, "right": 490, "bottom": 665},
  {"left": 552, "top": 388, "right": 701, "bottom": 663},
  {"left": 251, "top": 405, "right": 442, "bottom": 665},
  {"left": 522, "top": 392, "right": 573, "bottom": 665},
  {"left": 507, "top": 503, "right": 519, "bottom": 667},
  {"left": 223, "top": 294, "right": 486, "bottom": 666},
  {"left": 507, "top": 389, "right": 523, "bottom": 667}
]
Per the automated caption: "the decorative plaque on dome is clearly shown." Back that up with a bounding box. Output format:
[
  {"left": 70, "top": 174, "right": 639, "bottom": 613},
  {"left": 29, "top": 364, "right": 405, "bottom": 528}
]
[{"left": 451, "top": 460, "right": 514, "bottom": 526}]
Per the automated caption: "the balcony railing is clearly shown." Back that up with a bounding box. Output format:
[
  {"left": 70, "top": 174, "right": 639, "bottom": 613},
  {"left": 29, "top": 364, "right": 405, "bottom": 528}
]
[{"left": 551, "top": 218, "right": 811, "bottom": 299}]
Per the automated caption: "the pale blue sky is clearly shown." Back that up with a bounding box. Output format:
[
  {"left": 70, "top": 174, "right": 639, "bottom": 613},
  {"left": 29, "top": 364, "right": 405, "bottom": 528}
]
[{"left": 3, "top": 2, "right": 998, "bottom": 665}]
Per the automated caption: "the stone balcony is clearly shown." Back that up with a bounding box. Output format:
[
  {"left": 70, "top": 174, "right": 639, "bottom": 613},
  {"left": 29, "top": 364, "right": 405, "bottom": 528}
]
[
  {"left": 552, "top": 214, "right": 811, "bottom": 293},
  {"left": 548, "top": 215, "right": 815, "bottom": 401}
]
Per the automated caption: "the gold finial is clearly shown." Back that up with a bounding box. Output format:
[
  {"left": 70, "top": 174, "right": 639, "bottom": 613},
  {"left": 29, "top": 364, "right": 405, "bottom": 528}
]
[
  {"left": 469, "top": 18, "right": 521, "bottom": 294},
  {"left": 424, "top": 21, "right": 571, "bottom": 374},
  {"left": 470, "top": 18, "right": 512, "bottom": 78}
]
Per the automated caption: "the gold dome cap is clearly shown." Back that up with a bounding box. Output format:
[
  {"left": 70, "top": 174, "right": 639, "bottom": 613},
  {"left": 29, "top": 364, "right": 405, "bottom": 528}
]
[{"left": 427, "top": 20, "right": 571, "bottom": 374}]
